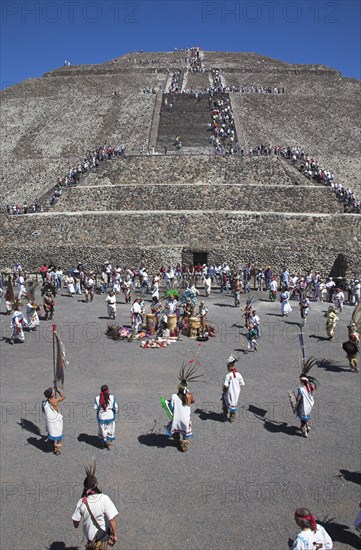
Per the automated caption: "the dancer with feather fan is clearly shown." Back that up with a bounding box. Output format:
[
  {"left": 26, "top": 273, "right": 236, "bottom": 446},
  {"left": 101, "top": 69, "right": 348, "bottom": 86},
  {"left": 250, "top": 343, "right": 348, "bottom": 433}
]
[{"left": 161, "top": 359, "right": 204, "bottom": 452}]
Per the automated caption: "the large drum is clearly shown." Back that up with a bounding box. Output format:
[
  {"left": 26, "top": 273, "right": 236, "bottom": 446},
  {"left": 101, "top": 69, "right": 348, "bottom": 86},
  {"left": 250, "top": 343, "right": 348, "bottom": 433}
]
[
  {"left": 146, "top": 313, "right": 156, "bottom": 335},
  {"left": 189, "top": 316, "right": 201, "bottom": 338},
  {"left": 167, "top": 314, "right": 177, "bottom": 331}
]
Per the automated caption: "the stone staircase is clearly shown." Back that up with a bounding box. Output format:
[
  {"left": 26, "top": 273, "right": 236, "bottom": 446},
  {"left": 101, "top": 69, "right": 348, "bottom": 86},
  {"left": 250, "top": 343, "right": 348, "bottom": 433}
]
[{"left": 156, "top": 93, "right": 214, "bottom": 151}]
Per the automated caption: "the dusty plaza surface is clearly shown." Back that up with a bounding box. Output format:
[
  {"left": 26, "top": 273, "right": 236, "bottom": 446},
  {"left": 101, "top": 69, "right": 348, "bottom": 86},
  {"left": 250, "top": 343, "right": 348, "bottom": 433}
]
[{"left": 0, "top": 286, "right": 360, "bottom": 550}]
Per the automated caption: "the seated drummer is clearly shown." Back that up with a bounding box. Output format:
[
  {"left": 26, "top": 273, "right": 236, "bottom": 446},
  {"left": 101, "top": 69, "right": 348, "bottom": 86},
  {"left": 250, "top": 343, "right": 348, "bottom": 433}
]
[
  {"left": 181, "top": 297, "right": 194, "bottom": 322},
  {"left": 150, "top": 296, "right": 163, "bottom": 329}
]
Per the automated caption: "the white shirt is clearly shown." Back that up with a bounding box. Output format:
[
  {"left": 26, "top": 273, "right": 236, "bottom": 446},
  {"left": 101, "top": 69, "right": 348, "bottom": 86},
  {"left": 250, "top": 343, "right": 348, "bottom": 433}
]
[
  {"left": 224, "top": 371, "right": 245, "bottom": 408},
  {"left": 293, "top": 524, "right": 333, "bottom": 549},
  {"left": 72, "top": 493, "right": 118, "bottom": 541},
  {"left": 132, "top": 302, "right": 142, "bottom": 314},
  {"left": 106, "top": 295, "right": 116, "bottom": 307},
  {"left": 270, "top": 280, "right": 278, "bottom": 292}
]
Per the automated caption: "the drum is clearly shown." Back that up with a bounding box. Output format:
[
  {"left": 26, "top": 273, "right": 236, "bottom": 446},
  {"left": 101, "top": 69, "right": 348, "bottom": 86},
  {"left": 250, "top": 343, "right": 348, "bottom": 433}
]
[
  {"left": 189, "top": 316, "right": 201, "bottom": 338},
  {"left": 167, "top": 314, "right": 177, "bottom": 331},
  {"left": 146, "top": 313, "right": 156, "bottom": 335}
]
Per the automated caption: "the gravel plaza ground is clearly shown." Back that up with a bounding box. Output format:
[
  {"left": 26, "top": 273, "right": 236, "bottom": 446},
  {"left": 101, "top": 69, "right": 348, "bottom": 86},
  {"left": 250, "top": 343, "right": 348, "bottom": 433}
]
[{"left": 0, "top": 284, "right": 360, "bottom": 550}]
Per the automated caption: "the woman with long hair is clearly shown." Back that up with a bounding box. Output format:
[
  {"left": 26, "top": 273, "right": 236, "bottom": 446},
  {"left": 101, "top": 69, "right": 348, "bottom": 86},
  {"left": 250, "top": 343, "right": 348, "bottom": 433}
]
[{"left": 94, "top": 385, "right": 118, "bottom": 450}]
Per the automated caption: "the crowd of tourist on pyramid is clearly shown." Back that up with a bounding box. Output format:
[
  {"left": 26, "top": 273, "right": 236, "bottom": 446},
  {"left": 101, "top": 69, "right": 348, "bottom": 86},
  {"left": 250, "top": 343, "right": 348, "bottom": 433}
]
[
  {"left": 248, "top": 144, "right": 360, "bottom": 213},
  {"left": 5, "top": 145, "right": 127, "bottom": 215}
]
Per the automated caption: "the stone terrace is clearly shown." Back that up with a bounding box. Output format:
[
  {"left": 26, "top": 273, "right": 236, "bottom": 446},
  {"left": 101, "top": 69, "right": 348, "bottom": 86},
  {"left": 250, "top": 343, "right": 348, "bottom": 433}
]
[
  {"left": 1, "top": 211, "right": 360, "bottom": 276},
  {"left": 74, "top": 155, "right": 310, "bottom": 187},
  {"left": 52, "top": 184, "right": 342, "bottom": 214}
]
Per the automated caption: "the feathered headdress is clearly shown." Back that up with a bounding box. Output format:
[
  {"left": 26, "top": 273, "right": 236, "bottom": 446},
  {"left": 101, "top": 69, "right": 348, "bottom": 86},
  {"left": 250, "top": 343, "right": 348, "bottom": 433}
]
[
  {"left": 180, "top": 288, "right": 197, "bottom": 305},
  {"left": 178, "top": 361, "right": 204, "bottom": 392},
  {"left": 300, "top": 358, "right": 320, "bottom": 389},
  {"left": 83, "top": 460, "right": 98, "bottom": 492},
  {"left": 166, "top": 289, "right": 179, "bottom": 300}
]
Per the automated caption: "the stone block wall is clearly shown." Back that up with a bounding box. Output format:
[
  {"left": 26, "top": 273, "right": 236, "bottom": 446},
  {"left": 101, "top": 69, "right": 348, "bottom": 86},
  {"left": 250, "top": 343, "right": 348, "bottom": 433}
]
[
  {"left": 52, "top": 184, "right": 342, "bottom": 214},
  {"left": 81, "top": 155, "right": 309, "bottom": 186},
  {"left": 1, "top": 212, "right": 359, "bottom": 276}
]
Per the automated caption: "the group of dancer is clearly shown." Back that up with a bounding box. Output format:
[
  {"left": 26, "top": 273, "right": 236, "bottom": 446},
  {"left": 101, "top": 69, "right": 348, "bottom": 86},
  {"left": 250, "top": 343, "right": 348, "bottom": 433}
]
[{"left": 3, "top": 259, "right": 360, "bottom": 549}]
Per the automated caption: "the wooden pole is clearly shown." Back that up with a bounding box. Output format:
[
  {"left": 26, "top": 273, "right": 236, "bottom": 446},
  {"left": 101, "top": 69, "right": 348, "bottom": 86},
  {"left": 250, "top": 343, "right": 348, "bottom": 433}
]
[{"left": 52, "top": 324, "right": 57, "bottom": 390}]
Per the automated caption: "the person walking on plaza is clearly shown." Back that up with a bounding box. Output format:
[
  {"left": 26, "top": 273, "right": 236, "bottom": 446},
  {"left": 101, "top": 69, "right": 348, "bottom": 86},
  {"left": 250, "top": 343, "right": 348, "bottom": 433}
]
[
  {"left": 9, "top": 300, "right": 27, "bottom": 343},
  {"left": 221, "top": 355, "right": 245, "bottom": 422},
  {"left": 131, "top": 296, "right": 143, "bottom": 333},
  {"left": 299, "top": 293, "right": 310, "bottom": 325},
  {"left": 290, "top": 507, "right": 333, "bottom": 549},
  {"left": 280, "top": 286, "right": 292, "bottom": 317},
  {"left": 294, "top": 359, "right": 318, "bottom": 438},
  {"left": 342, "top": 324, "right": 360, "bottom": 372},
  {"left": 72, "top": 461, "right": 118, "bottom": 548},
  {"left": 42, "top": 387, "right": 65, "bottom": 455},
  {"left": 85, "top": 273, "right": 95, "bottom": 303},
  {"left": 269, "top": 277, "right": 278, "bottom": 302},
  {"left": 333, "top": 287, "right": 345, "bottom": 313},
  {"left": 94, "top": 385, "right": 118, "bottom": 449},
  {"left": 325, "top": 306, "right": 339, "bottom": 340},
  {"left": 106, "top": 290, "right": 117, "bottom": 320},
  {"left": 43, "top": 289, "right": 55, "bottom": 320},
  {"left": 233, "top": 276, "right": 242, "bottom": 306}
]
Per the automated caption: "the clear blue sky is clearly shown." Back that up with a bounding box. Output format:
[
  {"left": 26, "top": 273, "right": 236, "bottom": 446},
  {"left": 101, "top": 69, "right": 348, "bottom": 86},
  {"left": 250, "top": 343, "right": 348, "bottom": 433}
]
[{"left": 1, "top": 0, "right": 360, "bottom": 89}]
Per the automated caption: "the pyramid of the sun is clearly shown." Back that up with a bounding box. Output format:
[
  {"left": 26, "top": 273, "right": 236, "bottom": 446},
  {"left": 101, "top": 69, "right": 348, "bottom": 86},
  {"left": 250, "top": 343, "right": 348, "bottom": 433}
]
[{"left": 0, "top": 50, "right": 360, "bottom": 275}]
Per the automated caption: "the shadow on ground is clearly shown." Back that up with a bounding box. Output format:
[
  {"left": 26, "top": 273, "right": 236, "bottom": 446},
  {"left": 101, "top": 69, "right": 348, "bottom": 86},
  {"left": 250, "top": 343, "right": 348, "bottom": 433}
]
[
  {"left": 194, "top": 408, "right": 226, "bottom": 423},
  {"left": 339, "top": 469, "right": 361, "bottom": 485},
  {"left": 26, "top": 436, "right": 52, "bottom": 453},
  {"left": 138, "top": 433, "right": 174, "bottom": 448},
  {"left": 317, "top": 359, "right": 349, "bottom": 373},
  {"left": 263, "top": 420, "right": 303, "bottom": 437},
  {"left": 18, "top": 418, "right": 42, "bottom": 435},
  {"left": 318, "top": 518, "right": 361, "bottom": 549},
  {"left": 309, "top": 334, "right": 332, "bottom": 342},
  {"left": 46, "top": 543, "right": 79, "bottom": 550},
  {"left": 77, "top": 433, "right": 105, "bottom": 449}
]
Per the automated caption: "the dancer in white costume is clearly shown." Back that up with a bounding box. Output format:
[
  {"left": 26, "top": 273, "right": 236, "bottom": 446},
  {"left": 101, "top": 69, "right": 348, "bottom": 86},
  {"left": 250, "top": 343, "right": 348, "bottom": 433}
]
[
  {"left": 9, "top": 300, "right": 27, "bottom": 343},
  {"left": 162, "top": 362, "right": 203, "bottom": 452},
  {"left": 94, "top": 385, "right": 118, "bottom": 450},
  {"left": 42, "top": 387, "right": 65, "bottom": 455},
  {"left": 222, "top": 355, "right": 245, "bottom": 422}
]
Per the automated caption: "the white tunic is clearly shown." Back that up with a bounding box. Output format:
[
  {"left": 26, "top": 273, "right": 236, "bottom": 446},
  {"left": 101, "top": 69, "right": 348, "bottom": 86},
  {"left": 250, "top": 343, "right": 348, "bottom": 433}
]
[
  {"left": 167, "top": 393, "right": 192, "bottom": 436},
  {"left": 223, "top": 371, "right": 245, "bottom": 410},
  {"left": 67, "top": 276, "right": 75, "bottom": 294},
  {"left": 72, "top": 494, "right": 118, "bottom": 542},
  {"left": 42, "top": 400, "right": 63, "bottom": 440},
  {"left": 10, "top": 310, "right": 27, "bottom": 341},
  {"left": 26, "top": 303, "right": 40, "bottom": 329},
  {"left": 293, "top": 524, "right": 333, "bottom": 549},
  {"left": 297, "top": 386, "right": 314, "bottom": 421},
  {"left": 106, "top": 295, "right": 116, "bottom": 312},
  {"left": 280, "top": 291, "right": 292, "bottom": 315},
  {"left": 94, "top": 395, "right": 118, "bottom": 441}
]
